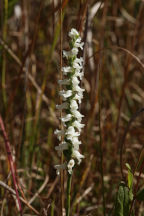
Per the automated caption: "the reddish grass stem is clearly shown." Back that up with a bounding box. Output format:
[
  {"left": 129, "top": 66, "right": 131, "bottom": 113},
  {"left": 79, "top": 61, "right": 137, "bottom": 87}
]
[{"left": 0, "top": 115, "right": 22, "bottom": 215}]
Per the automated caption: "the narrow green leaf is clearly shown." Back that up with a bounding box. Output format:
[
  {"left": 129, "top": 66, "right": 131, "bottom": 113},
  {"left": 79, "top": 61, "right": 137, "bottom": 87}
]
[
  {"left": 123, "top": 185, "right": 130, "bottom": 216},
  {"left": 126, "top": 163, "right": 133, "bottom": 190},
  {"left": 114, "top": 182, "right": 131, "bottom": 216},
  {"left": 125, "top": 163, "right": 131, "bottom": 170},
  {"left": 125, "top": 163, "right": 134, "bottom": 201}
]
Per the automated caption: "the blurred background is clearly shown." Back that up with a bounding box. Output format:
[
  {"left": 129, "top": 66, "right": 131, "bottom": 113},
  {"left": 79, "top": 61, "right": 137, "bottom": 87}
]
[{"left": 0, "top": 0, "right": 144, "bottom": 215}]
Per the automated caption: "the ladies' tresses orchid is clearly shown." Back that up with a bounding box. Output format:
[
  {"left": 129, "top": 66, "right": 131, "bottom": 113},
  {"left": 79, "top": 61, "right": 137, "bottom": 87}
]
[{"left": 55, "top": 28, "right": 85, "bottom": 175}]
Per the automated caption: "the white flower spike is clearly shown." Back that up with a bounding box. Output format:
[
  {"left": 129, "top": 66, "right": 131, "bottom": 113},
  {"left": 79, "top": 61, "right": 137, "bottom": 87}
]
[
  {"left": 55, "top": 28, "right": 85, "bottom": 175},
  {"left": 67, "top": 159, "right": 75, "bottom": 174}
]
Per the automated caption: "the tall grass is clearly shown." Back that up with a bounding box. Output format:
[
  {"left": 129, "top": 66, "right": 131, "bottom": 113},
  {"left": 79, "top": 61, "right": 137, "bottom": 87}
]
[{"left": 0, "top": 0, "right": 144, "bottom": 215}]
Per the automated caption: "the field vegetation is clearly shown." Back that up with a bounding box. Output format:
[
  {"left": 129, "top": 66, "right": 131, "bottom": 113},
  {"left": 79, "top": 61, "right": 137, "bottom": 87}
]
[{"left": 0, "top": 0, "right": 144, "bottom": 215}]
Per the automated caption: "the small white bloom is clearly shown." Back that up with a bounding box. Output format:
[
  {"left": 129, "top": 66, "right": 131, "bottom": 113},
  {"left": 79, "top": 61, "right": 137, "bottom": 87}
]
[
  {"left": 72, "top": 120, "right": 85, "bottom": 132},
  {"left": 63, "top": 48, "right": 78, "bottom": 58},
  {"left": 59, "top": 90, "right": 72, "bottom": 100},
  {"left": 75, "top": 37, "right": 81, "bottom": 43},
  {"left": 72, "top": 136, "right": 81, "bottom": 145},
  {"left": 71, "top": 47, "right": 78, "bottom": 56},
  {"left": 66, "top": 126, "right": 80, "bottom": 141},
  {"left": 74, "top": 57, "right": 84, "bottom": 66},
  {"left": 77, "top": 90, "right": 84, "bottom": 98},
  {"left": 68, "top": 28, "right": 79, "bottom": 38},
  {"left": 58, "top": 79, "right": 70, "bottom": 85},
  {"left": 62, "top": 66, "right": 73, "bottom": 74},
  {"left": 54, "top": 129, "right": 65, "bottom": 141},
  {"left": 73, "top": 85, "right": 85, "bottom": 93},
  {"left": 72, "top": 142, "right": 80, "bottom": 150},
  {"left": 73, "top": 61, "right": 82, "bottom": 70},
  {"left": 55, "top": 142, "right": 69, "bottom": 153},
  {"left": 67, "top": 159, "right": 75, "bottom": 174},
  {"left": 73, "top": 59, "right": 83, "bottom": 69},
  {"left": 74, "top": 38, "right": 84, "bottom": 50},
  {"left": 72, "top": 150, "right": 84, "bottom": 164},
  {"left": 71, "top": 110, "right": 84, "bottom": 121},
  {"left": 71, "top": 137, "right": 82, "bottom": 150},
  {"left": 74, "top": 70, "right": 84, "bottom": 80},
  {"left": 14, "top": 5, "right": 22, "bottom": 19},
  {"left": 63, "top": 50, "right": 70, "bottom": 59},
  {"left": 72, "top": 140, "right": 80, "bottom": 150},
  {"left": 74, "top": 93, "right": 83, "bottom": 104},
  {"left": 72, "top": 76, "right": 80, "bottom": 86},
  {"left": 56, "top": 102, "right": 68, "bottom": 110},
  {"left": 66, "top": 126, "right": 79, "bottom": 135},
  {"left": 54, "top": 163, "right": 66, "bottom": 175},
  {"left": 61, "top": 114, "right": 72, "bottom": 122},
  {"left": 63, "top": 50, "right": 72, "bottom": 59},
  {"left": 70, "top": 99, "right": 78, "bottom": 111}
]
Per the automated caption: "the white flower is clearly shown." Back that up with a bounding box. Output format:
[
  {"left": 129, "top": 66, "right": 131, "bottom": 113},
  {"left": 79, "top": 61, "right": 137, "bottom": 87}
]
[
  {"left": 72, "top": 121, "right": 85, "bottom": 132},
  {"left": 71, "top": 137, "right": 82, "bottom": 150},
  {"left": 74, "top": 57, "right": 84, "bottom": 66},
  {"left": 66, "top": 126, "right": 76, "bottom": 135},
  {"left": 14, "top": 5, "right": 22, "bottom": 19},
  {"left": 74, "top": 38, "right": 84, "bottom": 50},
  {"left": 70, "top": 99, "right": 78, "bottom": 111},
  {"left": 62, "top": 66, "right": 73, "bottom": 74},
  {"left": 73, "top": 85, "right": 85, "bottom": 93},
  {"left": 54, "top": 163, "right": 67, "bottom": 175},
  {"left": 72, "top": 136, "right": 81, "bottom": 146},
  {"left": 72, "top": 150, "right": 84, "bottom": 164},
  {"left": 59, "top": 90, "right": 72, "bottom": 100},
  {"left": 63, "top": 50, "right": 71, "bottom": 59},
  {"left": 56, "top": 102, "right": 68, "bottom": 110},
  {"left": 72, "top": 143, "right": 80, "bottom": 150},
  {"left": 71, "top": 110, "right": 84, "bottom": 121},
  {"left": 66, "top": 126, "right": 80, "bottom": 141},
  {"left": 72, "top": 140, "right": 80, "bottom": 150},
  {"left": 74, "top": 70, "right": 84, "bottom": 80},
  {"left": 68, "top": 28, "right": 79, "bottom": 38},
  {"left": 54, "top": 129, "right": 65, "bottom": 141},
  {"left": 63, "top": 48, "right": 78, "bottom": 59},
  {"left": 73, "top": 61, "right": 82, "bottom": 70},
  {"left": 61, "top": 114, "right": 72, "bottom": 122},
  {"left": 72, "top": 76, "right": 80, "bottom": 86},
  {"left": 66, "top": 126, "right": 79, "bottom": 135},
  {"left": 55, "top": 142, "right": 69, "bottom": 154},
  {"left": 67, "top": 159, "right": 75, "bottom": 174},
  {"left": 74, "top": 93, "right": 83, "bottom": 104},
  {"left": 77, "top": 90, "right": 84, "bottom": 98},
  {"left": 71, "top": 48, "right": 78, "bottom": 56},
  {"left": 58, "top": 79, "right": 70, "bottom": 85}
]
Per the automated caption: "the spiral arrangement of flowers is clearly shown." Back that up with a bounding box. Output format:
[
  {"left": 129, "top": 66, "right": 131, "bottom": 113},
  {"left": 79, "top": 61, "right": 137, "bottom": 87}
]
[{"left": 54, "top": 28, "right": 85, "bottom": 175}]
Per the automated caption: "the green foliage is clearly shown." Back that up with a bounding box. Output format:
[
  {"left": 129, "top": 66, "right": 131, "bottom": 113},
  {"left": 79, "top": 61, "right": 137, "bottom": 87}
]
[
  {"left": 114, "top": 182, "right": 131, "bottom": 216},
  {"left": 114, "top": 165, "right": 134, "bottom": 216},
  {"left": 0, "top": 0, "right": 144, "bottom": 214},
  {"left": 126, "top": 163, "right": 134, "bottom": 201}
]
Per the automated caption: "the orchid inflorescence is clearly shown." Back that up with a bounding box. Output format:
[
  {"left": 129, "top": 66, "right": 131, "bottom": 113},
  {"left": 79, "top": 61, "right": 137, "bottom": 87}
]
[{"left": 54, "top": 28, "right": 85, "bottom": 175}]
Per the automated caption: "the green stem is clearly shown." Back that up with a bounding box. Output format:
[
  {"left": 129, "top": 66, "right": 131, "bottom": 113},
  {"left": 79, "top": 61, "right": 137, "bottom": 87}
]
[{"left": 66, "top": 173, "right": 72, "bottom": 216}]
